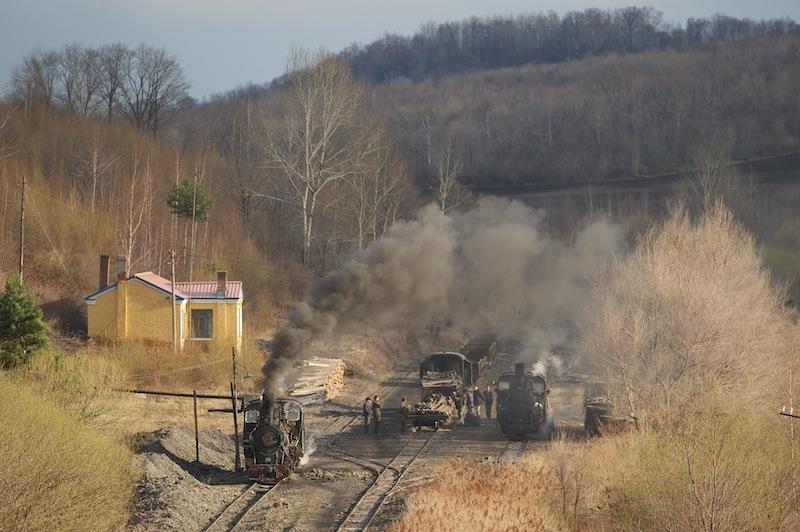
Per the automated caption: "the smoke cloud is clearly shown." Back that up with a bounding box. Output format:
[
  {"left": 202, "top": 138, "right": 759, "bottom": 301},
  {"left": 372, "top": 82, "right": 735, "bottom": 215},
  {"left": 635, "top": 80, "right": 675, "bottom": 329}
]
[{"left": 261, "top": 197, "right": 621, "bottom": 400}]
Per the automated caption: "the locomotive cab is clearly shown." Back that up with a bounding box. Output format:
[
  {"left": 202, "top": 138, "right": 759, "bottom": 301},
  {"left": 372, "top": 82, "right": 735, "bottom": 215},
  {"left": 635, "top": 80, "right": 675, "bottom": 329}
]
[{"left": 242, "top": 397, "right": 305, "bottom": 483}]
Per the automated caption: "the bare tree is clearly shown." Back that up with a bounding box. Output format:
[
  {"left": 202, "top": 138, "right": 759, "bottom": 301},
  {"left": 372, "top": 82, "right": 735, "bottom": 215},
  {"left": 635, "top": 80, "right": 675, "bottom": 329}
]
[
  {"left": 55, "top": 44, "right": 101, "bottom": 117},
  {"left": 118, "top": 44, "right": 190, "bottom": 135},
  {"left": 345, "top": 129, "right": 410, "bottom": 249},
  {"left": 433, "top": 140, "right": 467, "bottom": 214},
  {"left": 97, "top": 43, "right": 130, "bottom": 122},
  {"left": 0, "top": 108, "right": 19, "bottom": 161},
  {"left": 119, "top": 154, "right": 153, "bottom": 269},
  {"left": 9, "top": 49, "right": 59, "bottom": 109},
  {"left": 71, "top": 128, "right": 119, "bottom": 213},
  {"left": 263, "top": 49, "right": 371, "bottom": 264}
]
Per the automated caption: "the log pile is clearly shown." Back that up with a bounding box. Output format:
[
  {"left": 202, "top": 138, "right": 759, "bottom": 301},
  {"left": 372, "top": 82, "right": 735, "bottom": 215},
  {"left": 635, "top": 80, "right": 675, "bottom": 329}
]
[
  {"left": 287, "top": 357, "right": 346, "bottom": 404},
  {"left": 414, "top": 393, "right": 457, "bottom": 419}
]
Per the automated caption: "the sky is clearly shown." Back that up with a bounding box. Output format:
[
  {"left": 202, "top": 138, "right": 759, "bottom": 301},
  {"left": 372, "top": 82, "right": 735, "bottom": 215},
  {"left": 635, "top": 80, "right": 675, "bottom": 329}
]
[{"left": 1, "top": 0, "right": 798, "bottom": 99}]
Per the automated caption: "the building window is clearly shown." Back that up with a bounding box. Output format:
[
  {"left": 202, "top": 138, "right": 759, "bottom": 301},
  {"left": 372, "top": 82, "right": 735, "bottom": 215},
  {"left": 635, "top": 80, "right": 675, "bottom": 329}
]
[
  {"left": 191, "top": 309, "right": 213, "bottom": 339},
  {"left": 180, "top": 307, "right": 185, "bottom": 339},
  {"left": 237, "top": 306, "right": 243, "bottom": 338}
]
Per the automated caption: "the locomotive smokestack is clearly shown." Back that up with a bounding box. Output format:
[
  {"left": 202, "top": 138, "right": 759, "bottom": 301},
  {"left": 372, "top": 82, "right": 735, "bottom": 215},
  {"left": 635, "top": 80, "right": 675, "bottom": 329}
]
[{"left": 515, "top": 363, "right": 525, "bottom": 375}]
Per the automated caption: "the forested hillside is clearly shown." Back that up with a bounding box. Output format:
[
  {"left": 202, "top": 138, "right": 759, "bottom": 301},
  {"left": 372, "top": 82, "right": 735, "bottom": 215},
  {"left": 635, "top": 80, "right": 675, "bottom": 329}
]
[
  {"left": 371, "top": 34, "right": 800, "bottom": 185},
  {"left": 208, "top": 9, "right": 800, "bottom": 188},
  {"left": 341, "top": 8, "right": 799, "bottom": 82}
]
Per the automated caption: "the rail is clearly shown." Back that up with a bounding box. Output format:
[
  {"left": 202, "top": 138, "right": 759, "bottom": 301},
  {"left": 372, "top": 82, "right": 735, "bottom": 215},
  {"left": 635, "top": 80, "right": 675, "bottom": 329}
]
[{"left": 334, "top": 431, "right": 438, "bottom": 532}]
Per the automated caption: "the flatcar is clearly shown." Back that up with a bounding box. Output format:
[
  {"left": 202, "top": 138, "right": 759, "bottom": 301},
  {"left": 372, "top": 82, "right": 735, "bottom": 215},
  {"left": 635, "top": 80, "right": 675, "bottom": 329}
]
[
  {"left": 242, "top": 397, "right": 305, "bottom": 483},
  {"left": 495, "top": 363, "right": 552, "bottom": 440}
]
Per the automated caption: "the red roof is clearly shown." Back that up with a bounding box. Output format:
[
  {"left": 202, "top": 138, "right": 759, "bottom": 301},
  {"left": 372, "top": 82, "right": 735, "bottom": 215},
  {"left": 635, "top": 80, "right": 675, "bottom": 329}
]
[
  {"left": 175, "top": 280, "right": 243, "bottom": 299},
  {"left": 134, "top": 272, "right": 242, "bottom": 299}
]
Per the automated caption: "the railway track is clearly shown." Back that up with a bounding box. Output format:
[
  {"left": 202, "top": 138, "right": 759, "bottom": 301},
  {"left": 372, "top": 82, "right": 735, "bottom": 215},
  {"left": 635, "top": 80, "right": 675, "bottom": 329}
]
[
  {"left": 204, "top": 481, "right": 282, "bottom": 532},
  {"left": 334, "top": 431, "right": 438, "bottom": 532},
  {"left": 204, "top": 371, "right": 415, "bottom": 532}
]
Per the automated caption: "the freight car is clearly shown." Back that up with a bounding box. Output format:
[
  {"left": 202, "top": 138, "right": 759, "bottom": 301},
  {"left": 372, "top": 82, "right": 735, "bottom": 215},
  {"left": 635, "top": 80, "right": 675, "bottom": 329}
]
[
  {"left": 461, "top": 334, "right": 499, "bottom": 380},
  {"left": 495, "top": 363, "right": 552, "bottom": 440},
  {"left": 242, "top": 397, "right": 305, "bottom": 483},
  {"left": 410, "top": 352, "right": 474, "bottom": 429}
]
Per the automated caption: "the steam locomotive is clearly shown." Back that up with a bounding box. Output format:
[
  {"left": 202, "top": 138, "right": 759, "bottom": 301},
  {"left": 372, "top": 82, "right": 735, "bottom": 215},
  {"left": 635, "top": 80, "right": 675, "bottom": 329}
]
[
  {"left": 242, "top": 397, "right": 305, "bottom": 483},
  {"left": 495, "top": 363, "right": 552, "bottom": 440}
]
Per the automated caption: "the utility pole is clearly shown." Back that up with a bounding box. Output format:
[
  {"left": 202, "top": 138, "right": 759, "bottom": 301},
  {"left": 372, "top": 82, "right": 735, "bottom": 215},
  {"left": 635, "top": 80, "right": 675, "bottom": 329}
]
[
  {"left": 169, "top": 249, "right": 177, "bottom": 354},
  {"left": 231, "top": 347, "right": 241, "bottom": 470},
  {"left": 18, "top": 176, "right": 26, "bottom": 282}
]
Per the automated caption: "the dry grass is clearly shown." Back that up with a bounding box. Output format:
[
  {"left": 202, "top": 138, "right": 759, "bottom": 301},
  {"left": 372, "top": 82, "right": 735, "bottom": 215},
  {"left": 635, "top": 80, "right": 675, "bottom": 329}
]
[
  {"left": 0, "top": 378, "right": 137, "bottom": 531},
  {"left": 390, "top": 458, "right": 564, "bottom": 532},
  {"left": 11, "top": 350, "right": 126, "bottom": 425},
  {"left": 605, "top": 410, "right": 797, "bottom": 531},
  {"left": 89, "top": 341, "right": 237, "bottom": 392}
]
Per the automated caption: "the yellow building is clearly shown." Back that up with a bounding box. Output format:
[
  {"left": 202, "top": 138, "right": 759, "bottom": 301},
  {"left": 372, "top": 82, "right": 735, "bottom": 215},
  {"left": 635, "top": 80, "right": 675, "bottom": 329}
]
[{"left": 85, "top": 257, "right": 243, "bottom": 351}]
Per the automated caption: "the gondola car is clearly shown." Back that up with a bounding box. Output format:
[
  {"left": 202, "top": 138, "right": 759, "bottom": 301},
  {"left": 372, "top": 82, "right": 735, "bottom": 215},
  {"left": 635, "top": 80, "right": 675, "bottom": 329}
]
[{"left": 242, "top": 397, "right": 305, "bottom": 483}]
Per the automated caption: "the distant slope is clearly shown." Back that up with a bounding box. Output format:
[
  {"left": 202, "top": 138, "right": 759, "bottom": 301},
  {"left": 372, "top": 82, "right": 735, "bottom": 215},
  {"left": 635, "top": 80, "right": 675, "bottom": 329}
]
[
  {"left": 365, "top": 34, "right": 800, "bottom": 186},
  {"left": 341, "top": 9, "right": 799, "bottom": 83}
]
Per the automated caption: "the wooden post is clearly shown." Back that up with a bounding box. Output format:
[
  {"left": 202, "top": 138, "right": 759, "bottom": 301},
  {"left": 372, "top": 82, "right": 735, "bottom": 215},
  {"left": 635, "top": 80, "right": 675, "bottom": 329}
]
[
  {"left": 193, "top": 390, "right": 200, "bottom": 463},
  {"left": 170, "top": 249, "right": 177, "bottom": 354},
  {"left": 18, "top": 176, "right": 26, "bottom": 282},
  {"left": 230, "top": 381, "right": 241, "bottom": 471}
]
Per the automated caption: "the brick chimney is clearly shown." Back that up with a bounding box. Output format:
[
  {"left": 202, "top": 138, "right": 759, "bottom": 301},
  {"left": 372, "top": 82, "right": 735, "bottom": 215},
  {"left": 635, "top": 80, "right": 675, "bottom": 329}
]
[
  {"left": 216, "top": 271, "right": 228, "bottom": 297},
  {"left": 115, "top": 256, "right": 129, "bottom": 282},
  {"left": 99, "top": 255, "right": 110, "bottom": 289}
]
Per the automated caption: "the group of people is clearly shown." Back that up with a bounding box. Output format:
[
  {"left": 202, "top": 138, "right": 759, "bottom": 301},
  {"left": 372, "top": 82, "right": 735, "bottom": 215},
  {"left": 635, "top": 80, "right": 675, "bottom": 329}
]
[
  {"left": 454, "top": 384, "right": 494, "bottom": 421},
  {"left": 361, "top": 383, "right": 496, "bottom": 435}
]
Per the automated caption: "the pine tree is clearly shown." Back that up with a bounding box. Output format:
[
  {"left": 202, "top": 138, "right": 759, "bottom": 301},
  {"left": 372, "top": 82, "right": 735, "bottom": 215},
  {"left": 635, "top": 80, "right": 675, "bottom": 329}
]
[
  {"left": 167, "top": 179, "right": 211, "bottom": 221},
  {"left": 0, "top": 276, "right": 48, "bottom": 368}
]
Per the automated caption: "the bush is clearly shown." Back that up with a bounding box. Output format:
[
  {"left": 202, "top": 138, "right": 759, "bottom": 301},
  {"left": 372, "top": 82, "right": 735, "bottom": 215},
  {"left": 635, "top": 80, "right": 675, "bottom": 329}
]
[
  {"left": 580, "top": 203, "right": 794, "bottom": 425},
  {"left": 0, "top": 275, "right": 47, "bottom": 368},
  {"left": 0, "top": 379, "right": 137, "bottom": 530},
  {"left": 606, "top": 407, "right": 797, "bottom": 531}
]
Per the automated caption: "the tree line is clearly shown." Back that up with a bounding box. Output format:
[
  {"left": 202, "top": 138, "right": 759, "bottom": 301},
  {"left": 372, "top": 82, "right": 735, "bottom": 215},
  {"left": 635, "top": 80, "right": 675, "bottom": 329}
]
[
  {"left": 340, "top": 7, "right": 800, "bottom": 82},
  {"left": 8, "top": 43, "right": 190, "bottom": 135}
]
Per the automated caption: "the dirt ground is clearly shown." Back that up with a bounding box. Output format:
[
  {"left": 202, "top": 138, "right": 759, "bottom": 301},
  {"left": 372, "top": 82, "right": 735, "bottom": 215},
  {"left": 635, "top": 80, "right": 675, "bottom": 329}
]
[{"left": 124, "top": 344, "right": 586, "bottom": 531}]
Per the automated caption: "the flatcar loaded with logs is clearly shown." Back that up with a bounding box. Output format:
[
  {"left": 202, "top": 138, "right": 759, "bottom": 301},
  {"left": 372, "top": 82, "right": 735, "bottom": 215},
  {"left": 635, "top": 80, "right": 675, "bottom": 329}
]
[
  {"left": 410, "top": 352, "right": 474, "bottom": 429},
  {"left": 243, "top": 397, "right": 305, "bottom": 483},
  {"left": 495, "top": 363, "right": 552, "bottom": 440}
]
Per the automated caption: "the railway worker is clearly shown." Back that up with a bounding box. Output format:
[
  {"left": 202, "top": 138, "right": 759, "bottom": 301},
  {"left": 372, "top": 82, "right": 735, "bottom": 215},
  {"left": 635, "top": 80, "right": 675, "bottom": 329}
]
[
  {"left": 484, "top": 384, "right": 494, "bottom": 419},
  {"left": 372, "top": 395, "right": 383, "bottom": 434},
  {"left": 363, "top": 397, "right": 372, "bottom": 433},
  {"left": 465, "top": 390, "right": 473, "bottom": 415},
  {"left": 473, "top": 386, "right": 485, "bottom": 418},
  {"left": 399, "top": 397, "right": 410, "bottom": 432},
  {"left": 454, "top": 393, "right": 463, "bottom": 422}
]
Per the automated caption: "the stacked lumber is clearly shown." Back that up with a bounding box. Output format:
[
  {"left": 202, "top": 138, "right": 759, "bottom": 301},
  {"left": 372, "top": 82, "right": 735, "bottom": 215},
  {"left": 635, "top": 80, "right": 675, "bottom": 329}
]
[
  {"left": 414, "top": 393, "right": 457, "bottom": 419},
  {"left": 287, "top": 357, "right": 346, "bottom": 404}
]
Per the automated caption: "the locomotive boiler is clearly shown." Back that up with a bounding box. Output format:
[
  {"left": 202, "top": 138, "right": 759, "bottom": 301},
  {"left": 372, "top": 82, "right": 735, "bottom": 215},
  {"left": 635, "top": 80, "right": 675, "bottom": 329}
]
[
  {"left": 242, "top": 397, "right": 305, "bottom": 483},
  {"left": 495, "top": 363, "right": 552, "bottom": 440}
]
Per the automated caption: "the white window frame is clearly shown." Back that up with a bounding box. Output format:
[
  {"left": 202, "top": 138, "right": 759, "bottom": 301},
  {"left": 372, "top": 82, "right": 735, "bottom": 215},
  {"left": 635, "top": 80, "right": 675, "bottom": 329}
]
[{"left": 180, "top": 305, "right": 186, "bottom": 339}]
